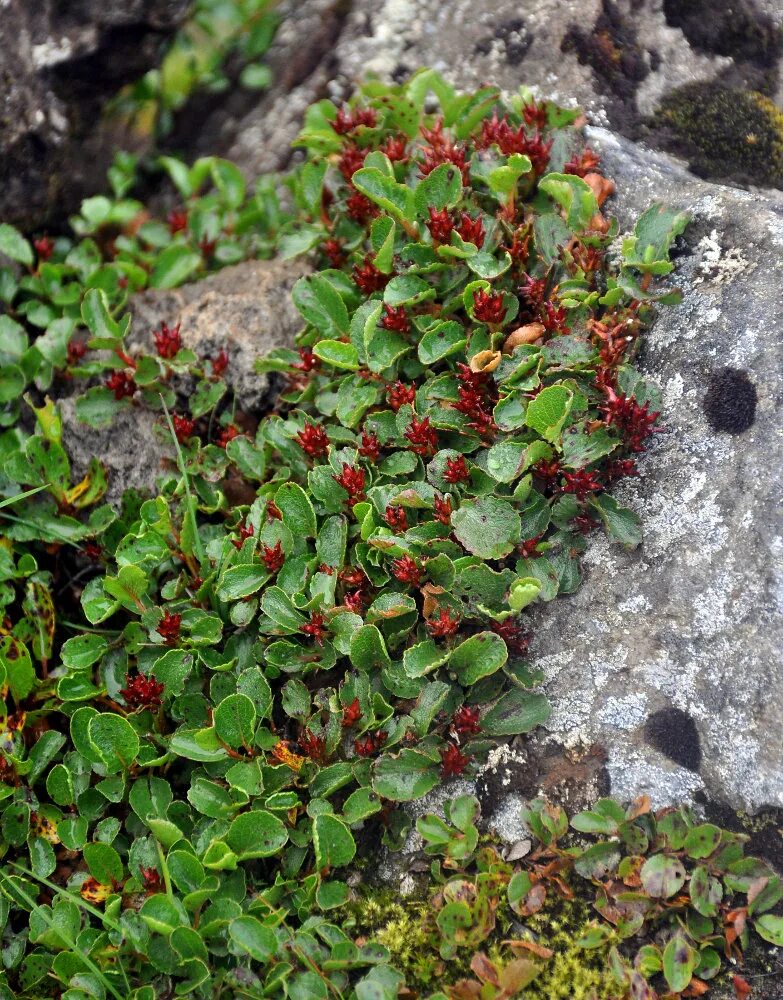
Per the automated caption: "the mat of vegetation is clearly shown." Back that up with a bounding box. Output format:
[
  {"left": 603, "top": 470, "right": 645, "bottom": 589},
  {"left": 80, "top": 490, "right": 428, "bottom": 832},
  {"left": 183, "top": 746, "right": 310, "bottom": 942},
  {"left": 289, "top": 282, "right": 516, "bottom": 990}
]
[{"left": 0, "top": 69, "right": 780, "bottom": 999}]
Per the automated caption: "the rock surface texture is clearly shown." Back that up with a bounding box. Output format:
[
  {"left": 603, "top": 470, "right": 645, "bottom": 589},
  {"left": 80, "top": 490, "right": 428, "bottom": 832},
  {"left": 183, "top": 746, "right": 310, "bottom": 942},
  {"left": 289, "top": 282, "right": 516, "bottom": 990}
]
[{"left": 0, "top": 0, "right": 187, "bottom": 229}]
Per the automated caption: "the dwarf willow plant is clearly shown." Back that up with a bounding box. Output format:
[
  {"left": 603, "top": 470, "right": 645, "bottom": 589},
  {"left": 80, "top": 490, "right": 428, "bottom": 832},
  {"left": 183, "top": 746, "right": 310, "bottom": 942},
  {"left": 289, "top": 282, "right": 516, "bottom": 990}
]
[{"left": 0, "top": 71, "right": 692, "bottom": 998}]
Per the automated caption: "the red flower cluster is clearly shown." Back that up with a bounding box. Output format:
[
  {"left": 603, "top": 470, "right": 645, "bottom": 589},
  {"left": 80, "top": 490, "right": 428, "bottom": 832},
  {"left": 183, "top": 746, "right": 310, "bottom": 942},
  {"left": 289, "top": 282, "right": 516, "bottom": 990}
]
[
  {"left": 232, "top": 520, "right": 254, "bottom": 550},
  {"left": 384, "top": 505, "right": 408, "bottom": 532},
  {"left": 358, "top": 430, "right": 381, "bottom": 460},
  {"left": 434, "top": 493, "right": 453, "bottom": 525},
  {"left": 333, "top": 104, "right": 378, "bottom": 134},
  {"left": 564, "top": 148, "right": 601, "bottom": 177},
  {"left": 346, "top": 191, "right": 377, "bottom": 224},
  {"left": 121, "top": 672, "right": 165, "bottom": 709},
  {"left": 156, "top": 611, "right": 182, "bottom": 645},
  {"left": 490, "top": 618, "right": 531, "bottom": 656},
  {"left": 261, "top": 541, "right": 285, "bottom": 574},
  {"left": 34, "top": 235, "right": 55, "bottom": 261},
  {"left": 352, "top": 256, "right": 387, "bottom": 294},
  {"left": 605, "top": 457, "right": 638, "bottom": 481},
  {"left": 428, "top": 207, "right": 454, "bottom": 243},
  {"left": 522, "top": 101, "right": 549, "bottom": 131},
  {"left": 339, "top": 566, "right": 367, "bottom": 588},
  {"left": 167, "top": 209, "right": 188, "bottom": 235},
  {"left": 342, "top": 697, "right": 362, "bottom": 727},
  {"left": 154, "top": 322, "right": 182, "bottom": 360},
  {"left": 67, "top": 338, "right": 87, "bottom": 365},
  {"left": 477, "top": 112, "right": 552, "bottom": 173},
  {"left": 600, "top": 383, "right": 660, "bottom": 452},
  {"left": 354, "top": 730, "right": 386, "bottom": 757},
  {"left": 302, "top": 612, "right": 327, "bottom": 644},
  {"left": 391, "top": 555, "right": 421, "bottom": 587},
  {"left": 216, "top": 424, "right": 239, "bottom": 448},
  {"left": 381, "top": 134, "right": 408, "bottom": 162},
  {"left": 519, "top": 274, "right": 547, "bottom": 309},
  {"left": 419, "top": 120, "right": 469, "bottom": 184},
  {"left": 440, "top": 741, "right": 470, "bottom": 777},
  {"left": 518, "top": 535, "right": 543, "bottom": 559},
  {"left": 381, "top": 304, "right": 409, "bottom": 332},
  {"left": 533, "top": 459, "right": 562, "bottom": 493},
  {"left": 387, "top": 381, "right": 416, "bottom": 411},
  {"left": 294, "top": 347, "right": 319, "bottom": 372},
  {"left": 322, "top": 238, "right": 344, "bottom": 268},
  {"left": 454, "top": 363, "right": 497, "bottom": 436},
  {"left": 456, "top": 212, "right": 485, "bottom": 248},
  {"left": 140, "top": 866, "right": 163, "bottom": 892},
  {"left": 444, "top": 455, "right": 470, "bottom": 484},
  {"left": 212, "top": 348, "right": 229, "bottom": 377},
  {"left": 106, "top": 370, "right": 136, "bottom": 400},
  {"left": 297, "top": 421, "right": 329, "bottom": 458},
  {"left": 405, "top": 415, "right": 438, "bottom": 456},
  {"left": 562, "top": 469, "right": 601, "bottom": 501},
  {"left": 472, "top": 288, "right": 506, "bottom": 325},
  {"left": 333, "top": 463, "right": 366, "bottom": 503},
  {"left": 452, "top": 705, "right": 481, "bottom": 738},
  {"left": 299, "top": 729, "right": 326, "bottom": 762},
  {"left": 172, "top": 413, "right": 195, "bottom": 443},
  {"left": 339, "top": 143, "right": 367, "bottom": 181},
  {"left": 344, "top": 590, "right": 365, "bottom": 614},
  {"left": 541, "top": 301, "right": 570, "bottom": 334},
  {"left": 427, "top": 608, "right": 460, "bottom": 639}
]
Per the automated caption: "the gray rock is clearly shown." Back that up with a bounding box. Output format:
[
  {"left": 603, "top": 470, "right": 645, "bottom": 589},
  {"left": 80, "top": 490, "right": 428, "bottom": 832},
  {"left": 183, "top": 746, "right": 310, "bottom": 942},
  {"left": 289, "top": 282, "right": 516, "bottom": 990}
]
[
  {"left": 60, "top": 257, "right": 310, "bottom": 504},
  {"left": 130, "top": 257, "right": 310, "bottom": 412},
  {"left": 0, "top": 0, "right": 187, "bottom": 229},
  {"left": 524, "top": 127, "right": 783, "bottom": 814}
]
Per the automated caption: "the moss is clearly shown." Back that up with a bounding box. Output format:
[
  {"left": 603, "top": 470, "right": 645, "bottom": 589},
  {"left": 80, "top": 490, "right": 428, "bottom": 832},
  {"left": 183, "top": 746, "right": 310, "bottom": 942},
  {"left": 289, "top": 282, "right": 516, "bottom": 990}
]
[
  {"left": 655, "top": 83, "right": 783, "bottom": 188},
  {"left": 344, "top": 881, "right": 618, "bottom": 998},
  {"left": 523, "top": 893, "right": 618, "bottom": 1000},
  {"left": 662, "top": 0, "right": 782, "bottom": 67}
]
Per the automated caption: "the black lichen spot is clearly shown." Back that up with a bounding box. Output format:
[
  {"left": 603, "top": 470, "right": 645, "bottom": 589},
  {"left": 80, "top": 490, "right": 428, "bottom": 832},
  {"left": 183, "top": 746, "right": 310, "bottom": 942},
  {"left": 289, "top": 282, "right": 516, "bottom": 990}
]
[
  {"left": 474, "top": 18, "right": 532, "bottom": 66},
  {"left": 703, "top": 367, "right": 758, "bottom": 434},
  {"left": 645, "top": 707, "right": 702, "bottom": 772}
]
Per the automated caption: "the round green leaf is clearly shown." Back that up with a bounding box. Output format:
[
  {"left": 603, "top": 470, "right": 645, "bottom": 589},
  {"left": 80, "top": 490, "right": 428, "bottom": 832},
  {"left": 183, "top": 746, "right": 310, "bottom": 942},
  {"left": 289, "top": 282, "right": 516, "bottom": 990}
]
[
  {"left": 213, "top": 694, "right": 257, "bottom": 749},
  {"left": 640, "top": 854, "right": 687, "bottom": 898},
  {"left": 229, "top": 915, "right": 277, "bottom": 963},
  {"left": 451, "top": 497, "right": 521, "bottom": 559},
  {"left": 313, "top": 814, "right": 356, "bottom": 870},
  {"left": 372, "top": 749, "right": 440, "bottom": 802},
  {"left": 226, "top": 810, "right": 288, "bottom": 859},
  {"left": 87, "top": 713, "right": 140, "bottom": 773}
]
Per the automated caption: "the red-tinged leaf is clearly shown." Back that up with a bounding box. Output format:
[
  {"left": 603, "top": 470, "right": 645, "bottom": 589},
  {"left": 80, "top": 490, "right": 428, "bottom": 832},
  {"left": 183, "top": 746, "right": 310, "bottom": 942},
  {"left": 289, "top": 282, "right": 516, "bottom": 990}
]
[{"left": 733, "top": 974, "right": 752, "bottom": 998}]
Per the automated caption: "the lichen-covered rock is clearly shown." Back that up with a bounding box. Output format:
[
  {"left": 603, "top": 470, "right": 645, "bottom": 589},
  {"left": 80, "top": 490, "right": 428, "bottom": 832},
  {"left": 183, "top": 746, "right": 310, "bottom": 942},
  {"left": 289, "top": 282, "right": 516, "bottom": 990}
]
[
  {"left": 524, "top": 127, "right": 783, "bottom": 814},
  {"left": 60, "top": 257, "right": 310, "bottom": 504},
  {"left": 0, "top": 0, "right": 187, "bottom": 229},
  {"left": 130, "top": 257, "right": 311, "bottom": 412}
]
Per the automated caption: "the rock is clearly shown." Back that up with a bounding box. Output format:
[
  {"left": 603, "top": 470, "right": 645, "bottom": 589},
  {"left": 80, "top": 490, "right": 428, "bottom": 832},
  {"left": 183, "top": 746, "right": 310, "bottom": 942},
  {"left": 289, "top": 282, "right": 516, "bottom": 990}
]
[
  {"left": 59, "top": 397, "right": 174, "bottom": 510},
  {"left": 130, "top": 257, "right": 311, "bottom": 413},
  {"left": 524, "top": 126, "right": 783, "bottom": 814},
  {"left": 178, "top": 0, "right": 783, "bottom": 191},
  {"left": 60, "top": 257, "right": 310, "bottom": 504},
  {"left": 0, "top": 0, "right": 188, "bottom": 229}
]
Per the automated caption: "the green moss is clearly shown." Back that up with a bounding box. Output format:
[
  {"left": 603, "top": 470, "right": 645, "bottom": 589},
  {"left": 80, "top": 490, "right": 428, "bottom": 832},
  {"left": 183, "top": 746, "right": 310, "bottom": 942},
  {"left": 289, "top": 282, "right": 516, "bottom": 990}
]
[
  {"left": 523, "top": 893, "right": 618, "bottom": 1000},
  {"left": 343, "top": 882, "right": 618, "bottom": 998},
  {"left": 656, "top": 83, "right": 783, "bottom": 188}
]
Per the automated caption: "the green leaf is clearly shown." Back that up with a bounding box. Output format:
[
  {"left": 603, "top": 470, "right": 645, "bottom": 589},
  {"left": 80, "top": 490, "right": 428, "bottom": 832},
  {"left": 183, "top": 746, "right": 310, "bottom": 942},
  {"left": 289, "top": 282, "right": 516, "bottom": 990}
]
[
  {"left": 640, "top": 854, "right": 687, "bottom": 898},
  {"left": 313, "top": 814, "right": 357, "bottom": 870},
  {"left": 229, "top": 915, "right": 277, "bottom": 963},
  {"left": 485, "top": 440, "right": 552, "bottom": 483},
  {"left": 312, "top": 339, "right": 360, "bottom": 370},
  {"left": 451, "top": 497, "right": 521, "bottom": 559},
  {"left": 0, "top": 365, "right": 25, "bottom": 404},
  {"left": 538, "top": 173, "right": 599, "bottom": 231},
  {"left": 508, "top": 576, "right": 541, "bottom": 612},
  {"left": 481, "top": 689, "right": 551, "bottom": 736},
  {"left": 418, "top": 321, "right": 466, "bottom": 365},
  {"left": 372, "top": 749, "right": 440, "bottom": 801},
  {"left": 213, "top": 694, "right": 257, "bottom": 749},
  {"left": 293, "top": 273, "right": 350, "bottom": 337},
  {"left": 662, "top": 935, "right": 697, "bottom": 993},
  {"left": 414, "top": 162, "right": 463, "bottom": 215},
  {"left": 149, "top": 246, "right": 202, "bottom": 289},
  {"left": 450, "top": 632, "right": 507, "bottom": 685},
  {"left": 622, "top": 204, "right": 690, "bottom": 276},
  {"left": 350, "top": 625, "right": 391, "bottom": 671},
  {"left": 81, "top": 288, "right": 120, "bottom": 342},
  {"left": 383, "top": 275, "right": 435, "bottom": 307},
  {"left": 87, "top": 714, "right": 140, "bottom": 773},
  {"left": 276, "top": 482, "right": 317, "bottom": 537},
  {"left": 689, "top": 865, "right": 723, "bottom": 917},
  {"left": 226, "top": 810, "right": 288, "bottom": 859},
  {"left": 486, "top": 154, "right": 532, "bottom": 202},
  {"left": 683, "top": 823, "right": 722, "bottom": 859},
  {"left": 525, "top": 385, "right": 574, "bottom": 443},
  {"left": 0, "top": 224, "right": 33, "bottom": 266},
  {"left": 0, "top": 635, "right": 35, "bottom": 702},
  {"left": 589, "top": 495, "right": 642, "bottom": 547},
  {"left": 755, "top": 914, "right": 783, "bottom": 946},
  {"left": 60, "top": 633, "right": 109, "bottom": 671},
  {"left": 217, "top": 564, "right": 269, "bottom": 601},
  {"left": 352, "top": 167, "right": 414, "bottom": 224},
  {"left": 75, "top": 386, "right": 126, "bottom": 429},
  {"left": 83, "top": 842, "right": 123, "bottom": 885},
  {"left": 562, "top": 422, "right": 619, "bottom": 469}
]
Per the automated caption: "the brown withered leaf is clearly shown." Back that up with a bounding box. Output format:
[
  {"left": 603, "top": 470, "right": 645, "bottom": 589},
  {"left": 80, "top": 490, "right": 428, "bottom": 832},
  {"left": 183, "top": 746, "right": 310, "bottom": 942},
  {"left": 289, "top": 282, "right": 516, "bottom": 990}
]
[
  {"left": 503, "top": 323, "right": 544, "bottom": 353},
  {"left": 502, "top": 938, "right": 554, "bottom": 960}
]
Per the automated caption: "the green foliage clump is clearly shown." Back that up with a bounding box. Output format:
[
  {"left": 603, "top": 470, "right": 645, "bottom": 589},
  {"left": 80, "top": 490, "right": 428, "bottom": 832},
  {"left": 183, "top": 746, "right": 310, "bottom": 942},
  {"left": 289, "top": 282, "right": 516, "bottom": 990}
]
[
  {"left": 656, "top": 82, "right": 783, "bottom": 187},
  {"left": 0, "top": 70, "right": 694, "bottom": 998}
]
